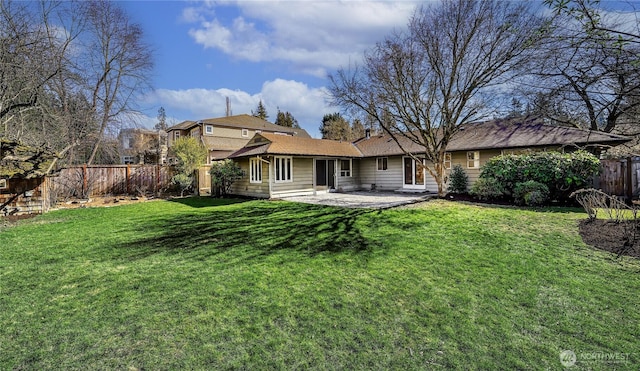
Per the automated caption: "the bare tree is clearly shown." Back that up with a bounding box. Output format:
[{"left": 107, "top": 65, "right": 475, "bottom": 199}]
[
  {"left": 528, "top": 0, "right": 640, "bottom": 137},
  {"left": 544, "top": 0, "right": 640, "bottom": 44},
  {"left": 330, "top": 0, "right": 547, "bottom": 196},
  {"left": 83, "top": 0, "right": 153, "bottom": 165},
  {"left": 0, "top": 1, "right": 70, "bottom": 138}
]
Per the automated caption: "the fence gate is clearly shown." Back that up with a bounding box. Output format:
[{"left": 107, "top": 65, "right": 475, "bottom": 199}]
[{"left": 599, "top": 158, "right": 638, "bottom": 201}]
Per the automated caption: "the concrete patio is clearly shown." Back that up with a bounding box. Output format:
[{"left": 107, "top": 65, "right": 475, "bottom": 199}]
[{"left": 278, "top": 191, "right": 435, "bottom": 209}]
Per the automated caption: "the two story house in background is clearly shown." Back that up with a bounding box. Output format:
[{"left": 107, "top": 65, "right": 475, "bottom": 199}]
[
  {"left": 166, "top": 114, "right": 311, "bottom": 164},
  {"left": 118, "top": 128, "right": 168, "bottom": 165}
]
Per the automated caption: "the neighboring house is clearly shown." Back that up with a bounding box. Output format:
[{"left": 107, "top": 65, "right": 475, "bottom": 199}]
[
  {"left": 118, "top": 128, "right": 168, "bottom": 165},
  {"left": 228, "top": 119, "right": 631, "bottom": 198},
  {"left": 166, "top": 114, "right": 311, "bottom": 164}
]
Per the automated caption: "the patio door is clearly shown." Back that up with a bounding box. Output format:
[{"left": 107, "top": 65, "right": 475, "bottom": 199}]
[
  {"left": 315, "top": 159, "right": 335, "bottom": 189},
  {"left": 403, "top": 157, "right": 425, "bottom": 189}
]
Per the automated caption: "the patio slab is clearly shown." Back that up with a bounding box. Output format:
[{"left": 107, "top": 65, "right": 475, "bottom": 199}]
[{"left": 278, "top": 191, "right": 435, "bottom": 209}]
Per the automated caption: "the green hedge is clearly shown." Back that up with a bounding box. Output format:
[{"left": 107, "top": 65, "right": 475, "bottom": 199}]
[{"left": 478, "top": 150, "right": 600, "bottom": 202}]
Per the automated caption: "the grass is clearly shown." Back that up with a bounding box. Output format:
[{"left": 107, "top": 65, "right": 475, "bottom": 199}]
[{"left": 1, "top": 197, "right": 639, "bottom": 369}]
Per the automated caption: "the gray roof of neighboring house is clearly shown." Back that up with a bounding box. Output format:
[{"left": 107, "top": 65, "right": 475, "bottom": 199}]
[
  {"left": 355, "top": 119, "right": 632, "bottom": 157},
  {"left": 167, "top": 114, "right": 311, "bottom": 138}
]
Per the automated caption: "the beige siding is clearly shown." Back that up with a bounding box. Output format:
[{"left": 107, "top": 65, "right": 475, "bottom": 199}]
[
  {"left": 359, "top": 157, "right": 404, "bottom": 191},
  {"left": 336, "top": 158, "right": 360, "bottom": 191},
  {"left": 272, "top": 157, "right": 314, "bottom": 196},
  {"left": 444, "top": 150, "right": 503, "bottom": 188},
  {"left": 205, "top": 126, "right": 252, "bottom": 139},
  {"left": 229, "top": 158, "right": 270, "bottom": 198}
]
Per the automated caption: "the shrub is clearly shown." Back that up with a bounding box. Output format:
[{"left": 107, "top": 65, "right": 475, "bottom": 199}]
[
  {"left": 479, "top": 150, "right": 600, "bottom": 202},
  {"left": 172, "top": 173, "right": 193, "bottom": 197},
  {"left": 513, "top": 181, "right": 550, "bottom": 206},
  {"left": 210, "top": 159, "right": 243, "bottom": 196},
  {"left": 470, "top": 177, "right": 506, "bottom": 200},
  {"left": 447, "top": 164, "right": 469, "bottom": 194}
]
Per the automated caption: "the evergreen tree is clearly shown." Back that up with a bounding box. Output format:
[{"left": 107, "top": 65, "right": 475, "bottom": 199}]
[
  {"left": 274, "top": 109, "right": 301, "bottom": 128},
  {"left": 351, "top": 118, "right": 365, "bottom": 139},
  {"left": 154, "top": 106, "right": 167, "bottom": 130},
  {"left": 320, "top": 113, "right": 351, "bottom": 141},
  {"left": 251, "top": 100, "right": 269, "bottom": 120}
]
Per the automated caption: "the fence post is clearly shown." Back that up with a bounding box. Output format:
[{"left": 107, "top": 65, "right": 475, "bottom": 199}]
[
  {"left": 82, "top": 164, "right": 87, "bottom": 198},
  {"left": 627, "top": 157, "right": 633, "bottom": 203},
  {"left": 156, "top": 164, "right": 161, "bottom": 195},
  {"left": 126, "top": 165, "right": 131, "bottom": 194}
]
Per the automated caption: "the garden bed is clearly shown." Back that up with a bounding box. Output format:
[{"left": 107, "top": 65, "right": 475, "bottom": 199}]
[{"left": 579, "top": 219, "right": 640, "bottom": 258}]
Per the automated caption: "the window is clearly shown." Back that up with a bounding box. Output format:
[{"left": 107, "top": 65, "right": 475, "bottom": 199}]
[
  {"left": 467, "top": 151, "right": 480, "bottom": 169},
  {"left": 377, "top": 157, "right": 388, "bottom": 171},
  {"left": 174, "top": 131, "right": 181, "bottom": 140},
  {"left": 274, "top": 156, "right": 292, "bottom": 183},
  {"left": 0, "top": 179, "right": 7, "bottom": 189},
  {"left": 444, "top": 152, "right": 452, "bottom": 170},
  {"left": 250, "top": 158, "right": 262, "bottom": 183},
  {"left": 123, "top": 156, "right": 134, "bottom": 164},
  {"left": 123, "top": 136, "right": 133, "bottom": 149},
  {"left": 340, "top": 159, "right": 351, "bottom": 177},
  {"left": 205, "top": 125, "right": 213, "bottom": 135},
  {"left": 242, "top": 128, "right": 249, "bottom": 137}
]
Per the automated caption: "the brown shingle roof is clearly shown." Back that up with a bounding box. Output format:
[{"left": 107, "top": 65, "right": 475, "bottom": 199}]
[
  {"left": 167, "top": 114, "right": 311, "bottom": 138},
  {"left": 448, "top": 120, "right": 630, "bottom": 151},
  {"left": 230, "top": 133, "right": 363, "bottom": 158},
  {"left": 355, "top": 119, "right": 632, "bottom": 156},
  {"left": 167, "top": 120, "right": 197, "bottom": 131}
]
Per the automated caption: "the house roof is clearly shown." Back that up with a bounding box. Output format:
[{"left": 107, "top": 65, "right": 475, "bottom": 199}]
[
  {"left": 355, "top": 119, "right": 632, "bottom": 156},
  {"left": 167, "top": 114, "right": 311, "bottom": 138},
  {"left": 230, "top": 133, "right": 363, "bottom": 158}
]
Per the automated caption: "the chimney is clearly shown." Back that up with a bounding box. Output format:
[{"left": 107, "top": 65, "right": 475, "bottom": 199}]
[
  {"left": 226, "top": 96, "right": 232, "bottom": 117},
  {"left": 365, "top": 128, "right": 371, "bottom": 139}
]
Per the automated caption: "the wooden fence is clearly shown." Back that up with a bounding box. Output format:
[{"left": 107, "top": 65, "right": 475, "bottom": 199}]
[
  {"left": 598, "top": 157, "right": 639, "bottom": 201},
  {"left": 47, "top": 164, "right": 177, "bottom": 199}
]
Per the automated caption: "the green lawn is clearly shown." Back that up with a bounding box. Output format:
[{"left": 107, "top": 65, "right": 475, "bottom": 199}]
[{"left": 1, "top": 198, "right": 639, "bottom": 369}]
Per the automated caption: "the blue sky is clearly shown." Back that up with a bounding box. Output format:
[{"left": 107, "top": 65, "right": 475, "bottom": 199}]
[
  {"left": 120, "top": 1, "right": 638, "bottom": 138},
  {"left": 119, "top": 0, "right": 418, "bottom": 137}
]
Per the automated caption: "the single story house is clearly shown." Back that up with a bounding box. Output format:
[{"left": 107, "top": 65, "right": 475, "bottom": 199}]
[{"left": 228, "top": 119, "right": 631, "bottom": 198}]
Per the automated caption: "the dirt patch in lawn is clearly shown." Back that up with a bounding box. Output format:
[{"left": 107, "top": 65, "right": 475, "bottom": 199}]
[
  {"left": 53, "top": 196, "right": 163, "bottom": 210},
  {"left": 578, "top": 219, "right": 640, "bottom": 259}
]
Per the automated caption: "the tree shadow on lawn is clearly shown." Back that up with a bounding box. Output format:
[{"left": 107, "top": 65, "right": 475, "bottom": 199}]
[{"left": 114, "top": 200, "right": 378, "bottom": 261}]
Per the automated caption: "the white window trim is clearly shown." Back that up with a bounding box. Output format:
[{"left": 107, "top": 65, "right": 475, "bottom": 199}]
[
  {"left": 377, "top": 157, "right": 388, "bottom": 171},
  {"left": 467, "top": 151, "right": 480, "bottom": 169},
  {"left": 274, "top": 156, "right": 293, "bottom": 183},
  {"left": 242, "top": 128, "right": 249, "bottom": 137},
  {"left": 0, "top": 179, "right": 7, "bottom": 189},
  {"left": 205, "top": 125, "right": 213, "bottom": 135},
  {"left": 444, "top": 152, "right": 452, "bottom": 170},
  {"left": 250, "top": 158, "right": 262, "bottom": 183},
  {"left": 174, "top": 131, "right": 180, "bottom": 140},
  {"left": 340, "top": 159, "right": 352, "bottom": 177}
]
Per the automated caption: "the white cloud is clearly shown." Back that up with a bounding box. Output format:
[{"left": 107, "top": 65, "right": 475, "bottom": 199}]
[
  {"left": 186, "top": 1, "right": 418, "bottom": 77},
  {"left": 140, "top": 79, "right": 339, "bottom": 137}
]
